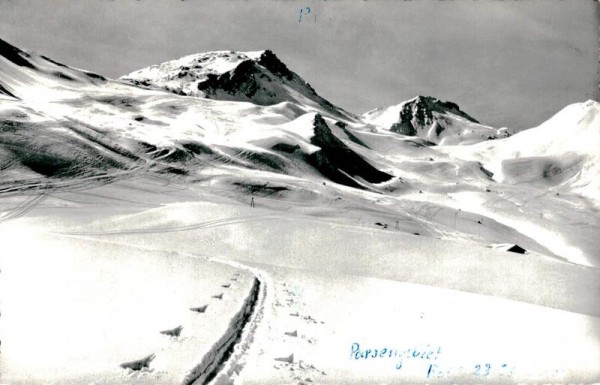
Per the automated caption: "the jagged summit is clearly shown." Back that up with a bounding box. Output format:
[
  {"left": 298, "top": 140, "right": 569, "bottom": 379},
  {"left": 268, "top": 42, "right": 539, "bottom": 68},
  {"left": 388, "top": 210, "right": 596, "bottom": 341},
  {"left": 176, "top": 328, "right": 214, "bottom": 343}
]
[
  {"left": 363, "top": 95, "right": 510, "bottom": 145},
  {"left": 363, "top": 95, "right": 479, "bottom": 128},
  {"left": 121, "top": 49, "right": 352, "bottom": 120},
  {"left": 402, "top": 95, "right": 480, "bottom": 125},
  {"left": 256, "top": 49, "right": 294, "bottom": 81}
]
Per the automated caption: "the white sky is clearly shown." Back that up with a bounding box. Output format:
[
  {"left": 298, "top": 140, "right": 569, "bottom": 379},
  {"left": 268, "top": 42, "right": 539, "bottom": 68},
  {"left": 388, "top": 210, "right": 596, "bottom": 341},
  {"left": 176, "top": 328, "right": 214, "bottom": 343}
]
[{"left": 0, "top": 0, "right": 597, "bottom": 129}]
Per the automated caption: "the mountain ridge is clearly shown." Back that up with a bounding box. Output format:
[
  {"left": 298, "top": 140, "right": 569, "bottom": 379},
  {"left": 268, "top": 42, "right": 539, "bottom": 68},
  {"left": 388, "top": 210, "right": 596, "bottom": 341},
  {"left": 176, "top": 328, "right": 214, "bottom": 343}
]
[
  {"left": 0, "top": 37, "right": 598, "bottom": 202},
  {"left": 121, "top": 48, "right": 354, "bottom": 121}
]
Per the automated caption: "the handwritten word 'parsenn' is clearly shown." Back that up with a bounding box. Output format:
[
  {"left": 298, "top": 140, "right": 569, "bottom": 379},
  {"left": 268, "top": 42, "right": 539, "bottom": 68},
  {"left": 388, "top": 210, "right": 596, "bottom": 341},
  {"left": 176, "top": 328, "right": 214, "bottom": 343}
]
[
  {"left": 351, "top": 342, "right": 442, "bottom": 370},
  {"left": 351, "top": 342, "right": 516, "bottom": 379}
]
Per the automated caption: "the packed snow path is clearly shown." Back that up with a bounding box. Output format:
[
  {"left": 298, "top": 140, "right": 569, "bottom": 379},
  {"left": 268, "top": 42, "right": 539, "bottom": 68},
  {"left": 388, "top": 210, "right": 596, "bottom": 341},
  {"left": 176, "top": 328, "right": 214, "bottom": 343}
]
[{"left": 183, "top": 274, "right": 261, "bottom": 385}]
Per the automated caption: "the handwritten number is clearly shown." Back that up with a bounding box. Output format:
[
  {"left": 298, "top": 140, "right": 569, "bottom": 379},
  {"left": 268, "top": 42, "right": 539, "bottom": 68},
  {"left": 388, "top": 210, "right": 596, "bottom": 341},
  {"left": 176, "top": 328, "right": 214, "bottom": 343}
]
[
  {"left": 473, "top": 363, "right": 491, "bottom": 376},
  {"left": 299, "top": 7, "right": 312, "bottom": 22}
]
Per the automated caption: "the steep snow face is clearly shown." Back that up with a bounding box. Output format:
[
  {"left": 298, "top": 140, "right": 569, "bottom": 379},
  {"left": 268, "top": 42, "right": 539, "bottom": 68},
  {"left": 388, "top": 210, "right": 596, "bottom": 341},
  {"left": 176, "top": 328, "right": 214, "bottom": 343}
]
[
  {"left": 121, "top": 50, "right": 353, "bottom": 120},
  {"left": 363, "top": 96, "right": 510, "bottom": 145},
  {"left": 0, "top": 39, "right": 108, "bottom": 103},
  {"left": 0, "top": 39, "right": 139, "bottom": 182}
]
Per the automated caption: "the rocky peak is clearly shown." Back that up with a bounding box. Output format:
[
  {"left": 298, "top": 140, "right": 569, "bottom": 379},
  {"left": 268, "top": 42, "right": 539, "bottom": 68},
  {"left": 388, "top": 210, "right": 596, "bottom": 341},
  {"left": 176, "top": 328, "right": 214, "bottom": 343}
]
[
  {"left": 256, "top": 50, "right": 293, "bottom": 81},
  {"left": 391, "top": 96, "right": 479, "bottom": 136}
]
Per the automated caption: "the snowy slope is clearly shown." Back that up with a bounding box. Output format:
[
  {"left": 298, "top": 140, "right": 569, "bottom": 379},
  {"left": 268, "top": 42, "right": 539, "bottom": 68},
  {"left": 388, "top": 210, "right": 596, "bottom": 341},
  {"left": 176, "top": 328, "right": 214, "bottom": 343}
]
[
  {"left": 363, "top": 96, "right": 511, "bottom": 145},
  {"left": 448, "top": 100, "right": 600, "bottom": 199},
  {"left": 0, "top": 225, "right": 260, "bottom": 385}
]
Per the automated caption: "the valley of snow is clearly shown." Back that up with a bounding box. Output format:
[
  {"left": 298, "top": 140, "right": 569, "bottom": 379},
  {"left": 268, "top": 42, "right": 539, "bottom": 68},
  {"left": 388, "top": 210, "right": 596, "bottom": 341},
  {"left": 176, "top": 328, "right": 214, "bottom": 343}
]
[{"left": 0, "top": 39, "right": 599, "bottom": 384}]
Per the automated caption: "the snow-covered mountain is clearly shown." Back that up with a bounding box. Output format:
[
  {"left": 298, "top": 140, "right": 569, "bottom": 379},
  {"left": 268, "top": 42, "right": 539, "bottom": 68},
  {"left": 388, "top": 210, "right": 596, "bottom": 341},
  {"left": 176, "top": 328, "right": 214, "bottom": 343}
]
[
  {"left": 0, "top": 39, "right": 391, "bottom": 192},
  {"left": 1, "top": 37, "right": 599, "bottom": 222},
  {"left": 363, "top": 95, "right": 511, "bottom": 145},
  {"left": 121, "top": 49, "right": 354, "bottom": 121}
]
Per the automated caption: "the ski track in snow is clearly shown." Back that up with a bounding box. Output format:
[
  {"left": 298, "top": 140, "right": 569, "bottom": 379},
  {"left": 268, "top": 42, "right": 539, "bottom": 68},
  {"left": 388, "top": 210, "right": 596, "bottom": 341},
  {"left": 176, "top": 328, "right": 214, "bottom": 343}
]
[
  {"left": 58, "top": 213, "right": 286, "bottom": 236},
  {"left": 140, "top": 252, "right": 271, "bottom": 385},
  {"left": 203, "top": 257, "right": 271, "bottom": 385},
  {"left": 0, "top": 193, "right": 46, "bottom": 223}
]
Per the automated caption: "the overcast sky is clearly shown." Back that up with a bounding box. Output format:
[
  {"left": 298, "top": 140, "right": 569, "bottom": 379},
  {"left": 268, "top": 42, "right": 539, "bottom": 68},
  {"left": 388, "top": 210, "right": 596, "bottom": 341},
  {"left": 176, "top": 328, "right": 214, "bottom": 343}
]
[{"left": 0, "top": 0, "right": 597, "bottom": 129}]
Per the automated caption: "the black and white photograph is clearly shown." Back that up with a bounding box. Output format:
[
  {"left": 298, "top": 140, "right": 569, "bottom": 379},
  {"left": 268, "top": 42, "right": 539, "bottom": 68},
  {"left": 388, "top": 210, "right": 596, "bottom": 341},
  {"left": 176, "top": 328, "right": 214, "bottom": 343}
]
[{"left": 0, "top": 0, "right": 598, "bottom": 384}]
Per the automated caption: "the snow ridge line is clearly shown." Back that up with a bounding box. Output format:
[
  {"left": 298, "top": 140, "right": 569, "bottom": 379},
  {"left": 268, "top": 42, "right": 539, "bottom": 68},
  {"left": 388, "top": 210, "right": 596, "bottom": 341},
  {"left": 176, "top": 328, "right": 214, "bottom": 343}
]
[{"left": 183, "top": 275, "right": 262, "bottom": 385}]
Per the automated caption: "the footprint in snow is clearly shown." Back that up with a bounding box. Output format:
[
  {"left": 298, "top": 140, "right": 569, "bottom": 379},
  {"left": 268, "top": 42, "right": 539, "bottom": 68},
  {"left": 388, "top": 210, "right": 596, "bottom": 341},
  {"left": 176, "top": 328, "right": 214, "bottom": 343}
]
[
  {"left": 274, "top": 353, "right": 294, "bottom": 364},
  {"left": 212, "top": 293, "right": 224, "bottom": 300},
  {"left": 298, "top": 360, "right": 325, "bottom": 376},
  {"left": 190, "top": 305, "right": 208, "bottom": 313},
  {"left": 120, "top": 353, "right": 155, "bottom": 371},
  {"left": 284, "top": 330, "right": 298, "bottom": 337},
  {"left": 160, "top": 325, "right": 183, "bottom": 337},
  {"left": 221, "top": 283, "right": 231, "bottom": 288}
]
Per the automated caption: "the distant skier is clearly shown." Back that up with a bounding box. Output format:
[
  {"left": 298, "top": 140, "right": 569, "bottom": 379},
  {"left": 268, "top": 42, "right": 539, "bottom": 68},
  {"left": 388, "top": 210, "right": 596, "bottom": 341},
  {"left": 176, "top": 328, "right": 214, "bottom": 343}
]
[{"left": 250, "top": 197, "right": 255, "bottom": 208}]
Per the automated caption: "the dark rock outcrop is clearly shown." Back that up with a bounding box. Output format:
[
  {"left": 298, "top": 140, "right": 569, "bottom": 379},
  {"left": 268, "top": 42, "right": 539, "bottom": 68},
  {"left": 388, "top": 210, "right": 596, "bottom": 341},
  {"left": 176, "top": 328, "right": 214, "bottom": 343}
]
[
  {"left": 0, "top": 38, "right": 35, "bottom": 69},
  {"left": 390, "top": 96, "right": 479, "bottom": 137},
  {"left": 308, "top": 114, "right": 392, "bottom": 188}
]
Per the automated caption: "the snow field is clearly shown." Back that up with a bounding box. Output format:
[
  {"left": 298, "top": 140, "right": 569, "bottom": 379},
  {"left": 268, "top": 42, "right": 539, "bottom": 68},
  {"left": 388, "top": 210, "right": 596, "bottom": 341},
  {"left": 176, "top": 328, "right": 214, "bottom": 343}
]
[
  {"left": 0, "top": 226, "right": 258, "bottom": 384},
  {"left": 240, "top": 265, "right": 600, "bottom": 384}
]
